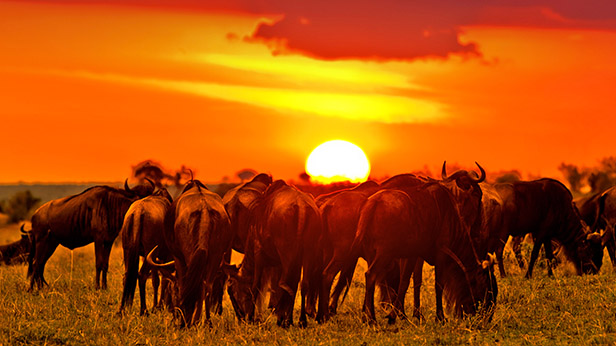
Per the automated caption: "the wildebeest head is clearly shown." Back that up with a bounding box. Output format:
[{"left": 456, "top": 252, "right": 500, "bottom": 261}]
[
  {"left": 124, "top": 178, "right": 156, "bottom": 198},
  {"left": 223, "top": 264, "right": 255, "bottom": 322},
  {"left": 442, "top": 245, "right": 498, "bottom": 320},
  {"left": 441, "top": 162, "right": 486, "bottom": 245}
]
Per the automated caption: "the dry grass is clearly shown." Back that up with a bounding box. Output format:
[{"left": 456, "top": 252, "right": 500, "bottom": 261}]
[{"left": 1, "top": 222, "right": 616, "bottom": 345}]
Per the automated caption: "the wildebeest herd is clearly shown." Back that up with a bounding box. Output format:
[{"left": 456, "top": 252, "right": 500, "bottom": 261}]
[{"left": 5, "top": 162, "right": 615, "bottom": 329}]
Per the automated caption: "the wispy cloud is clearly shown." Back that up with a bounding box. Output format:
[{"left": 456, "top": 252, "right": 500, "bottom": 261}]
[{"left": 57, "top": 69, "right": 444, "bottom": 124}]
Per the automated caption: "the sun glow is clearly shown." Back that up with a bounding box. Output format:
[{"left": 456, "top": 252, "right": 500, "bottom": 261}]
[{"left": 305, "top": 140, "right": 371, "bottom": 184}]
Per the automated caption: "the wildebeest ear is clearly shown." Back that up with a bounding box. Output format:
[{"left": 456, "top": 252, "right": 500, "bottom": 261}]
[{"left": 222, "top": 264, "right": 239, "bottom": 277}]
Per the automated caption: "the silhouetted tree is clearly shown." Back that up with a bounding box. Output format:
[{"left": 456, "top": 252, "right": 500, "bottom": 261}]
[
  {"left": 1, "top": 190, "right": 41, "bottom": 224},
  {"left": 298, "top": 172, "right": 311, "bottom": 184},
  {"left": 558, "top": 163, "right": 587, "bottom": 193},
  {"left": 494, "top": 170, "right": 522, "bottom": 184},
  {"left": 236, "top": 169, "right": 257, "bottom": 182}
]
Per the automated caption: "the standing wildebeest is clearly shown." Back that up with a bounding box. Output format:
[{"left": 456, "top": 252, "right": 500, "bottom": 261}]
[
  {"left": 225, "top": 180, "right": 322, "bottom": 328},
  {"left": 315, "top": 179, "right": 382, "bottom": 323},
  {"left": 384, "top": 163, "right": 487, "bottom": 323},
  {"left": 154, "top": 179, "right": 232, "bottom": 327},
  {"left": 356, "top": 182, "right": 497, "bottom": 324},
  {"left": 27, "top": 180, "right": 155, "bottom": 290},
  {"left": 0, "top": 225, "right": 32, "bottom": 265},
  {"left": 489, "top": 178, "right": 600, "bottom": 278},
  {"left": 119, "top": 187, "right": 173, "bottom": 315},
  {"left": 223, "top": 173, "right": 273, "bottom": 254}
]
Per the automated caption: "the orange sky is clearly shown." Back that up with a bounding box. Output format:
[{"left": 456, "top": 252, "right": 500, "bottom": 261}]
[{"left": 2, "top": 1, "right": 616, "bottom": 183}]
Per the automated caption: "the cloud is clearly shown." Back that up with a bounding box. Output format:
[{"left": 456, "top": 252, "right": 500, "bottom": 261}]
[{"left": 31, "top": 0, "right": 616, "bottom": 61}]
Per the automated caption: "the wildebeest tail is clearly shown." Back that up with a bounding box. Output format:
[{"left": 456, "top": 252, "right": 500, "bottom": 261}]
[
  {"left": 119, "top": 213, "right": 141, "bottom": 311},
  {"left": 179, "top": 248, "right": 208, "bottom": 326}
]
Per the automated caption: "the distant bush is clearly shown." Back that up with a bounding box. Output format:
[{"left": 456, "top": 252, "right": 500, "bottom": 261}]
[{"left": 0, "top": 190, "right": 41, "bottom": 224}]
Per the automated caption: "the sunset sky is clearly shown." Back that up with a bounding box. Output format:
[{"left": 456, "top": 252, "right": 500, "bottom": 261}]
[{"left": 2, "top": 1, "right": 616, "bottom": 183}]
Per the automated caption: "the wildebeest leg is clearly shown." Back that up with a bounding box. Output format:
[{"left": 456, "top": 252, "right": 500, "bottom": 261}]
[
  {"left": 605, "top": 230, "right": 616, "bottom": 270},
  {"left": 29, "top": 233, "right": 59, "bottom": 290},
  {"left": 138, "top": 261, "right": 152, "bottom": 315},
  {"left": 434, "top": 264, "right": 445, "bottom": 322},
  {"left": 329, "top": 258, "right": 358, "bottom": 315},
  {"left": 411, "top": 259, "right": 424, "bottom": 320},
  {"left": 277, "top": 258, "right": 302, "bottom": 328},
  {"left": 362, "top": 255, "right": 389, "bottom": 325},
  {"left": 94, "top": 241, "right": 113, "bottom": 290},
  {"left": 495, "top": 240, "right": 507, "bottom": 278},
  {"left": 386, "top": 258, "right": 415, "bottom": 324},
  {"left": 151, "top": 269, "right": 160, "bottom": 310},
  {"left": 316, "top": 252, "right": 349, "bottom": 323},
  {"left": 525, "top": 237, "right": 543, "bottom": 279},
  {"left": 544, "top": 240, "right": 555, "bottom": 277}
]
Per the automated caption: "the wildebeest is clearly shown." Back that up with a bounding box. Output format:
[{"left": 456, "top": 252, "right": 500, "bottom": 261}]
[
  {"left": 384, "top": 163, "right": 488, "bottom": 323},
  {"left": 575, "top": 187, "right": 616, "bottom": 268},
  {"left": 315, "top": 180, "right": 382, "bottom": 323},
  {"left": 27, "top": 180, "right": 155, "bottom": 290},
  {"left": 119, "top": 187, "right": 173, "bottom": 315},
  {"left": 488, "top": 178, "right": 601, "bottom": 278},
  {"left": 0, "top": 225, "right": 32, "bottom": 265},
  {"left": 355, "top": 183, "right": 497, "bottom": 324},
  {"left": 223, "top": 173, "right": 273, "bottom": 254},
  {"left": 152, "top": 179, "right": 232, "bottom": 327},
  {"left": 225, "top": 180, "right": 322, "bottom": 328}
]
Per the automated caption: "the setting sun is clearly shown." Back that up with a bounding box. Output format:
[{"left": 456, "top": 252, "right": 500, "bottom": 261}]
[{"left": 305, "top": 140, "right": 371, "bottom": 184}]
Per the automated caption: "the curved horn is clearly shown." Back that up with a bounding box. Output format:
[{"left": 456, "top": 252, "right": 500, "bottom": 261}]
[
  {"left": 124, "top": 179, "right": 132, "bottom": 193},
  {"left": 144, "top": 177, "right": 156, "bottom": 189},
  {"left": 146, "top": 246, "right": 175, "bottom": 269},
  {"left": 188, "top": 169, "right": 194, "bottom": 182},
  {"left": 441, "top": 161, "right": 448, "bottom": 180},
  {"left": 470, "top": 162, "right": 486, "bottom": 183},
  {"left": 20, "top": 224, "right": 29, "bottom": 234}
]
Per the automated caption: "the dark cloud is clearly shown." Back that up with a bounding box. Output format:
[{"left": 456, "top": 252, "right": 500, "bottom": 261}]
[{"left": 34, "top": 0, "right": 616, "bottom": 61}]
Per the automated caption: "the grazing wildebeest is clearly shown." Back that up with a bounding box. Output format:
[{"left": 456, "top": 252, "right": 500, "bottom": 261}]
[
  {"left": 119, "top": 187, "right": 173, "bottom": 315},
  {"left": 225, "top": 180, "right": 322, "bottom": 328},
  {"left": 27, "top": 180, "right": 155, "bottom": 290},
  {"left": 356, "top": 183, "right": 497, "bottom": 324},
  {"left": 220, "top": 173, "right": 272, "bottom": 313},
  {"left": 574, "top": 188, "right": 616, "bottom": 269},
  {"left": 384, "top": 163, "right": 488, "bottom": 323},
  {"left": 315, "top": 180, "right": 382, "bottom": 323},
  {"left": 489, "top": 178, "right": 600, "bottom": 278},
  {"left": 151, "top": 179, "right": 232, "bottom": 327},
  {"left": 223, "top": 173, "right": 273, "bottom": 254},
  {"left": 0, "top": 225, "right": 32, "bottom": 265}
]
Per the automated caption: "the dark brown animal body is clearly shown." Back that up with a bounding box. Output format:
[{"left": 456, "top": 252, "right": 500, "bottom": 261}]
[
  {"left": 0, "top": 226, "right": 32, "bottom": 265},
  {"left": 162, "top": 180, "right": 232, "bottom": 327},
  {"left": 356, "top": 183, "right": 497, "bottom": 324},
  {"left": 490, "top": 178, "right": 600, "bottom": 278},
  {"left": 226, "top": 180, "right": 322, "bottom": 328},
  {"left": 384, "top": 163, "right": 487, "bottom": 323},
  {"left": 315, "top": 180, "right": 381, "bottom": 323},
  {"left": 27, "top": 181, "right": 154, "bottom": 290},
  {"left": 223, "top": 173, "right": 273, "bottom": 253},
  {"left": 584, "top": 186, "right": 616, "bottom": 268},
  {"left": 119, "top": 188, "right": 173, "bottom": 315}
]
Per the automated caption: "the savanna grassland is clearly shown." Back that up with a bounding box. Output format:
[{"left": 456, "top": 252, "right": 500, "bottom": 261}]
[{"left": 1, "top": 219, "right": 616, "bottom": 345}]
